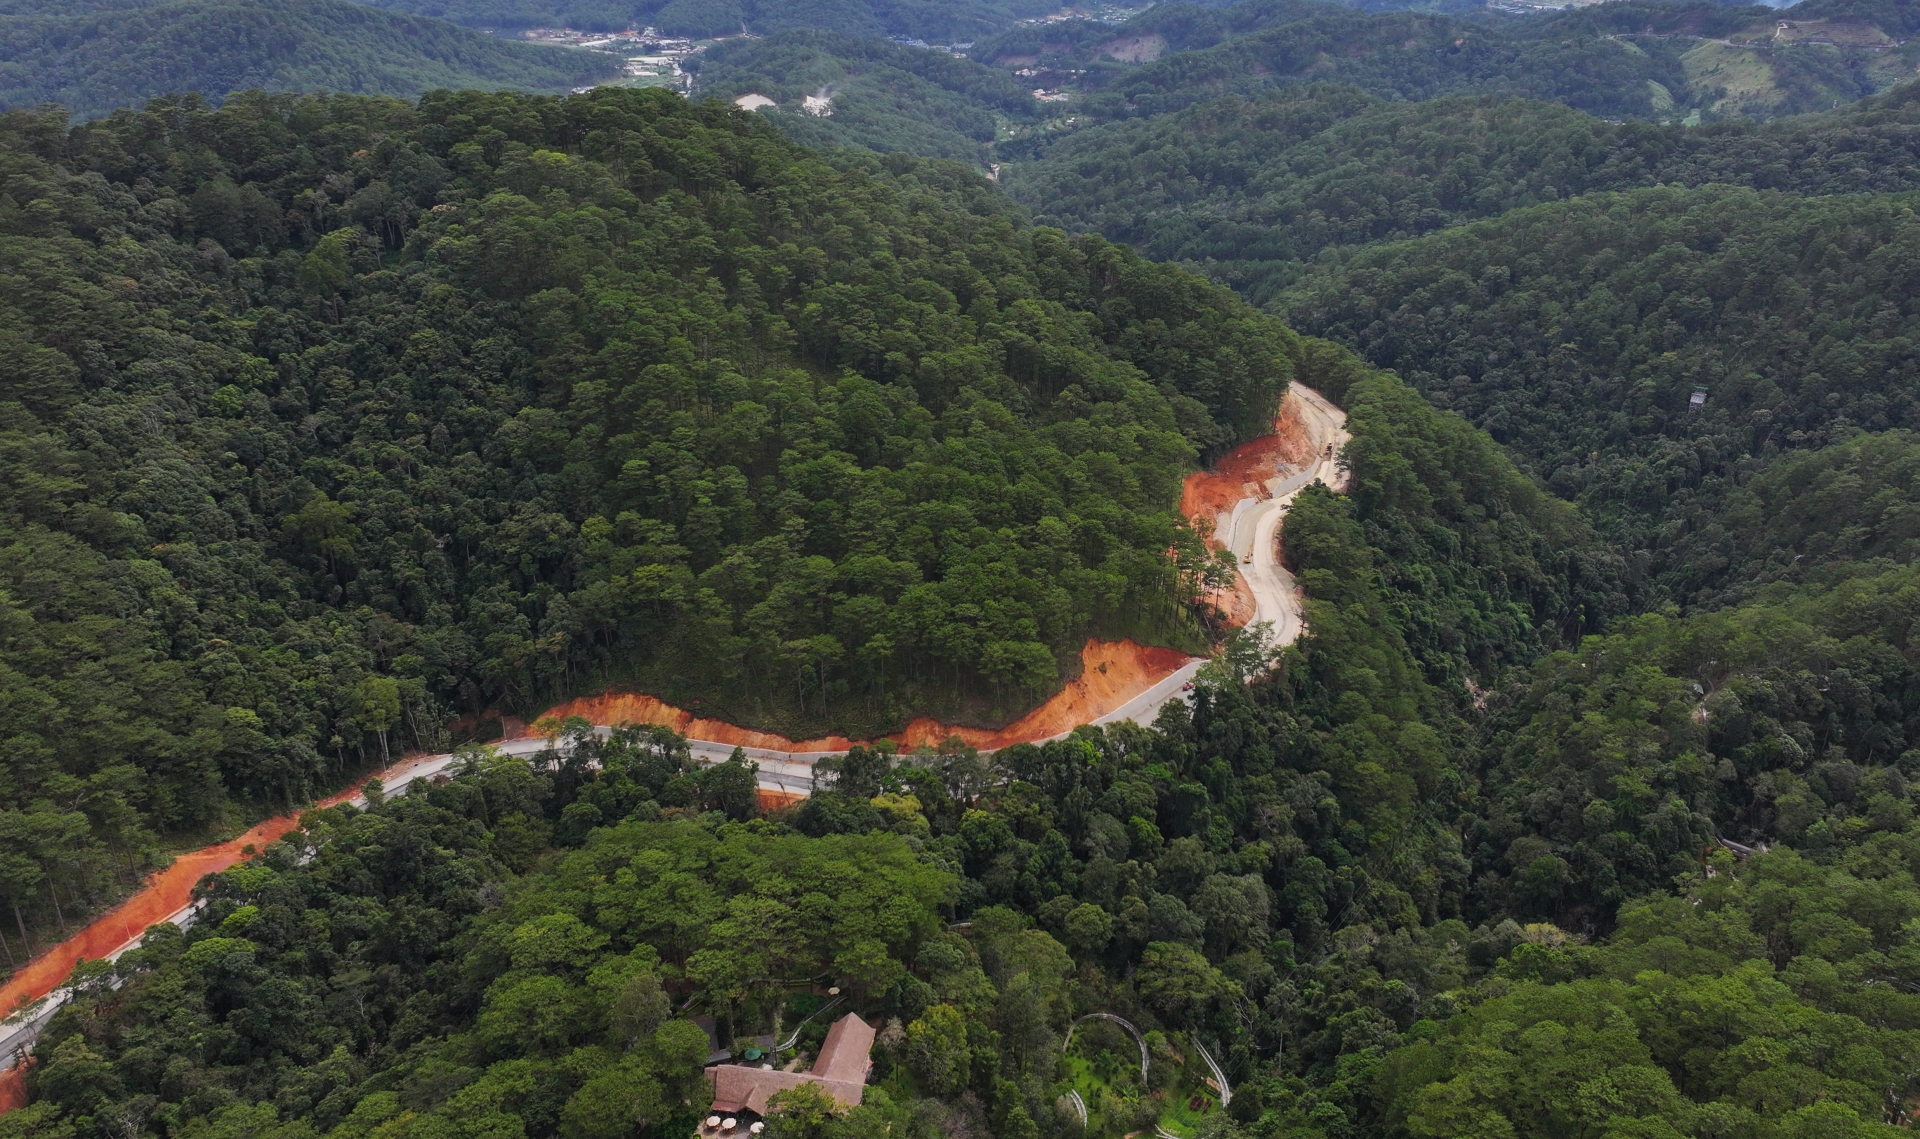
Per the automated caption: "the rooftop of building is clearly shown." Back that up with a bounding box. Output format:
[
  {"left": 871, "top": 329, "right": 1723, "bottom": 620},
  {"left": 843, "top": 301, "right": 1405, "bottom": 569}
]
[{"left": 695, "top": 1012, "right": 876, "bottom": 1136}]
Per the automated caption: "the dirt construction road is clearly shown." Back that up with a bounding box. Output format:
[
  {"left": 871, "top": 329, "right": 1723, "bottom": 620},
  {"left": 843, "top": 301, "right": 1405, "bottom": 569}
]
[{"left": 1212, "top": 385, "right": 1351, "bottom": 649}]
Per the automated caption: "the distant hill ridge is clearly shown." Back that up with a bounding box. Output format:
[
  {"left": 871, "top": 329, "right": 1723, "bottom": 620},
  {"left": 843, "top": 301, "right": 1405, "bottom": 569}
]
[
  {"left": 971, "top": 0, "right": 1920, "bottom": 122},
  {"left": 355, "top": 0, "right": 1061, "bottom": 40},
  {"left": 688, "top": 0, "right": 1920, "bottom": 184},
  {"left": 0, "top": 0, "right": 619, "bottom": 119}
]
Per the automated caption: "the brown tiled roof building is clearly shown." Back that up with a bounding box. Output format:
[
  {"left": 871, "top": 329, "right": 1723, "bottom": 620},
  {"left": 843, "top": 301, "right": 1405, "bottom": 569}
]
[{"left": 697, "top": 1014, "right": 876, "bottom": 1134}]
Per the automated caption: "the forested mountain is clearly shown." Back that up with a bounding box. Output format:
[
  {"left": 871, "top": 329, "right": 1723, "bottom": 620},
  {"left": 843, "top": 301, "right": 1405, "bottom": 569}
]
[
  {"left": 22, "top": 342, "right": 1920, "bottom": 1139},
  {"left": 1152, "top": 3, "right": 1805, "bottom": 122},
  {"left": 1280, "top": 183, "right": 1920, "bottom": 607},
  {"left": 0, "top": 85, "right": 1296, "bottom": 954},
  {"left": 358, "top": 0, "right": 1059, "bottom": 40},
  {"left": 690, "top": 30, "right": 1043, "bottom": 164},
  {"left": 676, "top": 0, "right": 1920, "bottom": 181},
  {"left": 1003, "top": 80, "right": 1920, "bottom": 301},
  {"left": 974, "top": 0, "right": 1920, "bottom": 123},
  {"left": 0, "top": 0, "right": 621, "bottom": 120},
  {"left": 12, "top": 0, "right": 1920, "bottom": 1135}
]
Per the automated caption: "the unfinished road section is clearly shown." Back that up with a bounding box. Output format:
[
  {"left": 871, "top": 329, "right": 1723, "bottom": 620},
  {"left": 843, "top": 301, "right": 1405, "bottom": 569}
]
[{"left": 1190, "top": 384, "right": 1350, "bottom": 650}]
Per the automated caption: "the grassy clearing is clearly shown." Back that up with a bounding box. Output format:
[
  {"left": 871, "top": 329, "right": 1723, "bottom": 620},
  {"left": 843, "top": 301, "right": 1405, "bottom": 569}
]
[
  {"left": 1682, "top": 41, "right": 1781, "bottom": 115},
  {"left": 1058, "top": 1027, "right": 1224, "bottom": 1138}
]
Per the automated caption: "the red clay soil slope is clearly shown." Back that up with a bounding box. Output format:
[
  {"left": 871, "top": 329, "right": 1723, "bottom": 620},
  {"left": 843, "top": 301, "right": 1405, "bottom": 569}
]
[
  {"left": 0, "top": 777, "right": 393, "bottom": 1024},
  {"left": 534, "top": 637, "right": 1197, "bottom": 754},
  {"left": 1181, "top": 387, "right": 1325, "bottom": 627},
  {"left": 0, "top": 635, "right": 1196, "bottom": 1107},
  {"left": 0, "top": 633, "right": 1194, "bottom": 1033}
]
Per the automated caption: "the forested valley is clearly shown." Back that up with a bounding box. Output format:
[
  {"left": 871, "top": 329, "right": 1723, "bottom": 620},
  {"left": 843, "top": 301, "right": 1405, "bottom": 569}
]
[
  {"left": 1002, "top": 81, "right": 1920, "bottom": 302},
  {"left": 690, "top": 32, "right": 1046, "bottom": 166},
  {"left": 8, "top": 0, "right": 1920, "bottom": 1135},
  {"left": 706, "top": 0, "right": 1920, "bottom": 174}
]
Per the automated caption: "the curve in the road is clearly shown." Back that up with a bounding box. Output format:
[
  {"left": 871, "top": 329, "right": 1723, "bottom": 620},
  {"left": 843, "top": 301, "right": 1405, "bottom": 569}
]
[
  {"left": 532, "top": 636, "right": 1203, "bottom": 759},
  {"left": 1188, "top": 385, "right": 1350, "bottom": 651},
  {"left": 0, "top": 385, "right": 1347, "bottom": 1095}
]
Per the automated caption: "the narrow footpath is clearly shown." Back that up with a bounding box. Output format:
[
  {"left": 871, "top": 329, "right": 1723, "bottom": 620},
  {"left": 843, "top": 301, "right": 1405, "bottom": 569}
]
[{"left": 0, "top": 384, "right": 1348, "bottom": 1099}]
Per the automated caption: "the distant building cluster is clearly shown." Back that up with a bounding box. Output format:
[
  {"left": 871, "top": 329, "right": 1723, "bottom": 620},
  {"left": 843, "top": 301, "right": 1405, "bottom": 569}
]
[
  {"left": 523, "top": 25, "right": 716, "bottom": 95},
  {"left": 1018, "top": 3, "right": 1153, "bottom": 26},
  {"left": 887, "top": 34, "right": 974, "bottom": 53}
]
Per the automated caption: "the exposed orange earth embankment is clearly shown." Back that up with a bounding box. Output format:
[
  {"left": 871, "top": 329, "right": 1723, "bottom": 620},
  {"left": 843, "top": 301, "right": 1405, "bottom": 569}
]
[
  {"left": 0, "top": 636, "right": 1196, "bottom": 1065},
  {"left": 533, "top": 637, "right": 1198, "bottom": 753},
  {"left": 0, "top": 438, "right": 1270, "bottom": 1110},
  {"left": 1179, "top": 388, "right": 1321, "bottom": 523},
  {"left": 0, "top": 777, "right": 386, "bottom": 1024},
  {"left": 0, "top": 818, "right": 300, "bottom": 1022},
  {"left": 757, "top": 790, "right": 806, "bottom": 811},
  {"left": 0, "top": 380, "right": 1322, "bottom": 1107},
  {"left": 1181, "top": 387, "right": 1321, "bottom": 627}
]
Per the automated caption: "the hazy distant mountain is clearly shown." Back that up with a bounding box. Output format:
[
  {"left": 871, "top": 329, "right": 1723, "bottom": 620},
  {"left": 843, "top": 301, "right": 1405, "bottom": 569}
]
[
  {"left": 0, "top": 0, "right": 619, "bottom": 118},
  {"left": 973, "top": 0, "right": 1920, "bottom": 122},
  {"left": 691, "top": 29, "right": 1043, "bottom": 164},
  {"left": 356, "top": 0, "right": 1061, "bottom": 42}
]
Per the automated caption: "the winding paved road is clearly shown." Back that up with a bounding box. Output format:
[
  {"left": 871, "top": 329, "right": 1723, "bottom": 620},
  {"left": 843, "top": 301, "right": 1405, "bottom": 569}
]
[{"left": 1216, "top": 385, "right": 1351, "bottom": 651}]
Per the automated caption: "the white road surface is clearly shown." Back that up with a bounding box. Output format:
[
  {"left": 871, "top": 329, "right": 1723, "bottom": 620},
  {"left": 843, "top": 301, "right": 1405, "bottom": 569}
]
[{"left": 1214, "top": 385, "right": 1350, "bottom": 651}]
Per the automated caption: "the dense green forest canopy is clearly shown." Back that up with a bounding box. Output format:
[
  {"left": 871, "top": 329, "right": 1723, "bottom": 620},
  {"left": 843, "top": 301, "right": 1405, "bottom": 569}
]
[
  {"left": 1280, "top": 183, "right": 1920, "bottom": 606},
  {"left": 666, "top": 0, "right": 1920, "bottom": 184},
  {"left": 970, "top": 0, "right": 1919, "bottom": 124},
  {"left": 21, "top": 369, "right": 1920, "bottom": 1138},
  {"left": 1001, "top": 80, "right": 1920, "bottom": 302},
  {"left": 10, "top": 2, "right": 1920, "bottom": 1138},
  {"left": 0, "top": 84, "right": 1297, "bottom": 953},
  {"left": 1048, "top": 7, "right": 1767, "bottom": 124},
  {"left": 0, "top": 0, "right": 621, "bottom": 120},
  {"left": 10, "top": 112, "right": 1920, "bottom": 1135}
]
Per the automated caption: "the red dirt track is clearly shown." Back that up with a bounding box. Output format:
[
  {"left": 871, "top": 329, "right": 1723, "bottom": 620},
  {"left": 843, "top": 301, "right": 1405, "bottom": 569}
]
[
  {"left": 533, "top": 637, "right": 1197, "bottom": 754},
  {"left": 0, "top": 817, "right": 303, "bottom": 1022},
  {"left": 0, "top": 378, "right": 1349, "bottom": 1111},
  {"left": 1182, "top": 428, "right": 1290, "bottom": 522},
  {"left": 0, "top": 777, "right": 385, "bottom": 1024},
  {"left": 1179, "top": 390, "right": 1318, "bottom": 523}
]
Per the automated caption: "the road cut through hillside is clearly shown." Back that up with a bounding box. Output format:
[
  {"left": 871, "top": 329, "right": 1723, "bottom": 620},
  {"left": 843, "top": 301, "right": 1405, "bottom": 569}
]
[
  {"left": 0, "top": 385, "right": 1347, "bottom": 1100},
  {"left": 1182, "top": 384, "right": 1351, "bottom": 648},
  {"left": 0, "top": 640, "right": 1206, "bottom": 1093}
]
